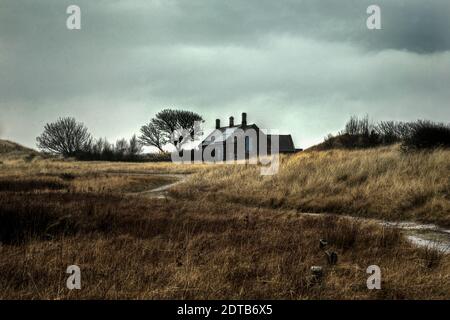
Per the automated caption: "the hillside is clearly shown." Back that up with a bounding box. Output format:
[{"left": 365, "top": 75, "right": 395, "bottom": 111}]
[
  {"left": 0, "top": 139, "right": 35, "bottom": 153},
  {"left": 307, "top": 133, "right": 380, "bottom": 151},
  {"left": 0, "top": 139, "right": 41, "bottom": 161},
  {"left": 173, "top": 145, "right": 450, "bottom": 227}
]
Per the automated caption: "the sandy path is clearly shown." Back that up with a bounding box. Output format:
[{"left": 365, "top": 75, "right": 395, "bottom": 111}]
[
  {"left": 124, "top": 172, "right": 450, "bottom": 253},
  {"left": 126, "top": 173, "right": 189, "bottom": 199}
]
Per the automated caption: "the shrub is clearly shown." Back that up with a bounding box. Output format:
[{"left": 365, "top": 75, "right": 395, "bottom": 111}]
[
  {"left": 75, "top": 135, "right": 148, "bottom": 162},
  {"left": 342, "top": 115, "right": 371, "bottom": 136},
  {"left": 402, "top": 121, "right": 450, "bottom": 150},
  {"left": 317, "top": 116, "right": 449, "bottom": 151}
]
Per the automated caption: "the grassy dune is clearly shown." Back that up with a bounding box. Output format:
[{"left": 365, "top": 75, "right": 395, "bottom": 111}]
[
  {"left": 0, "top": 143, "right": 449, "bottom": 299},
  {"left": 173, "top": 145, "right": 450, "bottom": 227}
]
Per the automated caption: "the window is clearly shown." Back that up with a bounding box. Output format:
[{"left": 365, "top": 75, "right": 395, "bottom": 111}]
[{"left": 245, "top": 136, "right": 250, "bottom": 153}]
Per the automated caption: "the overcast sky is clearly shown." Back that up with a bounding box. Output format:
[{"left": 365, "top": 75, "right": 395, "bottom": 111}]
[{"left": 1, "top": 0, "right": 449, "bottom": 149}]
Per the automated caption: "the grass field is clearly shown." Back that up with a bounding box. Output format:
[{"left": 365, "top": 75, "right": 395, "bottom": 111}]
[
  {"left": 173, "top": 145, "right": 450, "bottom": 227},
  {"left": 0, "top": 141, "right": 449, "bottom": 299}
]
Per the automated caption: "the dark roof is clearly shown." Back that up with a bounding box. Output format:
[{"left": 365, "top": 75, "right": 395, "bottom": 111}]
[
  {"left": 214, "top": 123, "right": 257, "bottom": 132},
  {"left": 201, "top": 123, "right": 259, "bottom": 146},
  {"left": 268, "top": 134, "right": 296, "bottom": 153},
  {"left": 201, "top": 119, "right": 297, "bottom": 152}
]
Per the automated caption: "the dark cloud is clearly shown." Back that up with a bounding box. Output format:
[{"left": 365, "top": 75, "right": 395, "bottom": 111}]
[
  {"left": 3, "top": 0, "right": 448, "bottom": 50},
  {"left": 0, "top": 0, "right": 449, "bottom": 148}
]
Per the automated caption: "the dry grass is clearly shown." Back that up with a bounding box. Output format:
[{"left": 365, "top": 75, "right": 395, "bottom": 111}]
[
  {"left": 0, "top": 173, "right": 179, "bottom": 194},
  {"left": 1, "top": 190, "right": 449, "bottom": 299},
  {"left": 0, "top": 156, "right": 206, "bottom": 175},
  {"left": 0, "top": 148, "right": 208, "bottom": 193},
  {"left": 0, "top": 144, "right": 449, "bottom": 299},
  {"left": 173, "top": 145, "right": 450, "bottom": 227}
]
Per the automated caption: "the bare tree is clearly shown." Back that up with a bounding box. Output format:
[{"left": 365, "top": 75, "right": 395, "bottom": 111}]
[
  {"left": 115, "top": 138, "right": 129, "bottom": 157},
  {"left": 374, "top": 121, "right": 402, "bottom": 144},
  {"left": 139, "top": 119, "right": 166, "bottom": 153},
  {"left": 90, "top": 138, "right": 108, "bottom": 156},
  {"left": 140, "top": 109, "right": 204, "bottom": 152},
  {"left": 36, "top": 117, "right": 92, "bottom": 157},
  {"left": 343, "top": 115, "right": 371, "bottom": 136},
  {"left": 128, "top": 134, "right": 142, "bottom": 156}
]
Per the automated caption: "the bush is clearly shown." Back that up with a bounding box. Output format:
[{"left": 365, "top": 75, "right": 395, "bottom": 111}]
[
  {"left": 343, "top": 115, "right": 371, "bottom": 136},
  {"left": 75, "top": 135, "right": 147, "bottom": 162},
  {"left": 374, "top": 121, "right": 413, "bottom": 144},
  {"left": 317, "top": 116, "right": 450, "bottom": 151},
  {"left": 402, "top": 121, "right": 450, "bottom": 150}
]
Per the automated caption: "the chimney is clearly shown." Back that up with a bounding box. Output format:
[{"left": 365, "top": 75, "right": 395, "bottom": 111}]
[
  {"left": 216, "top": 119, "right": 220, "bottom": 129},
  {"left": 229, "top": 116, "right": 234, "bottom": 127},
  {"left": 242, "top": 112, "right": 247, "bottom": 126}
]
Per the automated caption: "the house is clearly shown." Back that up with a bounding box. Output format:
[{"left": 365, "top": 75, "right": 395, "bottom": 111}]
[{"left": 199, "top": 112, "right": 298, "bottom": 162}]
